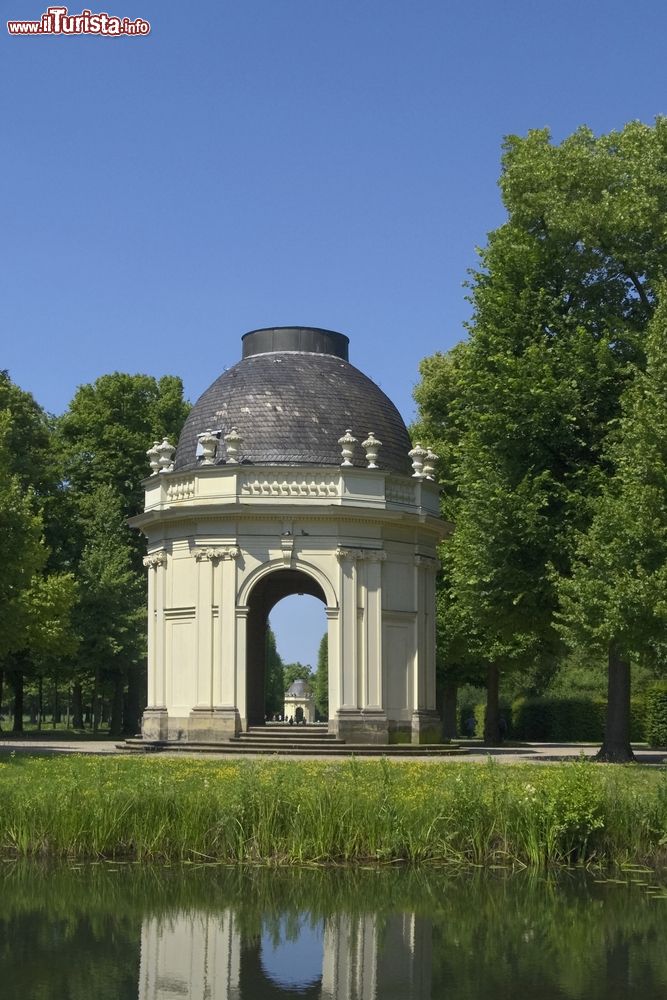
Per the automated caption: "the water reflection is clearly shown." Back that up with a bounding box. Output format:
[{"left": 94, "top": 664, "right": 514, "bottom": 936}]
[
  {"left": 1, "top": 864, "right": 666, "bottom": 1000},
  {"left": 139, "top": 909, "right": 431, "bottom": 999}
]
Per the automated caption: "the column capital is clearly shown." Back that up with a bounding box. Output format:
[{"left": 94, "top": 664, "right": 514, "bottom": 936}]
[
  {"left": 194, "top": 545, "right": 240, "bottom": 562},
  {"left": 336, "top": 547, "right": 385, "bottom": 562},
  {"left": 414, "top": 554, "right": 439, "bottom": 570},
  {"left": 143, "top": 550, "right": 167, "bottom": 569}
]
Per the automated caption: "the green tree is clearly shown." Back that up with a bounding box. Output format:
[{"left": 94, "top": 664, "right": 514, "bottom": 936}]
[
  {"left": 57, "top": 372, "right": 190, "bottom": 732},
  {"left": 0, "top": 386, "right": 77, "bottom": 731},
  {"left": 283, "top": 663, "right": 312, "bottom": 690},
  {"left": 415, "top": 119, "right": 667, "bottom": 745},
  {"left": 264, "top": 627, "right": 285, "bottom": 718},
  {"left": 557, "top": 295, "right": 667, "bottom": 760},
  {"left": 313, "top": 633, "right": 328, "bottom": 719},
  {"left": 74, "top": 486, "right": 146, "bottom": 736}
]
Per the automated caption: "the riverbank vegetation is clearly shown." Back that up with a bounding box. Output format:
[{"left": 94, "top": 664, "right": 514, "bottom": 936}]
[{"left": 1, "top": 755, "right": 665, "bottom": 868}]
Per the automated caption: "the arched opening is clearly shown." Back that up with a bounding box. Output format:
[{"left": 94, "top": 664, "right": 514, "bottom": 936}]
[
  {"left": 270, "top": 594, "right": 328, "bottom": 722},
  {"left": 245, "top": 569, "right": 327, "bottom": 726}
]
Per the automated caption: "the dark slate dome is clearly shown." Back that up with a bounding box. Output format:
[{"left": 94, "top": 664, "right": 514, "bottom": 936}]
[
  {"left": 174, "top": 327, "right": 412, "bottom": 475},
  {"left": 286, "top": 678, "right": 312, "bottom": 698}
]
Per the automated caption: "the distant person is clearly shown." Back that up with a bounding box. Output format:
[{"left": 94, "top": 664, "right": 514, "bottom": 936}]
[
  {"left": 498, "top": 715, "right": 508, "bottom": 742},
  {"left": 288, "top": 716, "right": 294, "bottom": 726},
  {"left": 465, "top": 715, "right": 476, "bottom": 738}
]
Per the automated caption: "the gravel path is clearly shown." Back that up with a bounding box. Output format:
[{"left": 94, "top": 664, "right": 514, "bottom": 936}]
[{"left": 0, "top": 737, "right": 665, "bottom": 765}]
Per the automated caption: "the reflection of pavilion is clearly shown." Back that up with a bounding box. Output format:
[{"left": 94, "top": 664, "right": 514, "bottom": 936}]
[{"left": 139, "top": 909, "right": 431, "bottom": 999}]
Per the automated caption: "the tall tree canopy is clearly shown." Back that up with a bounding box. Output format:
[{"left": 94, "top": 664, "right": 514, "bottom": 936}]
[
  {"left": 0, "top": 378, "right": 77, "bottom": 730},
  {"left": 415, "top": 119, "right": 667, "bottom": 747},
  {"left": 557, "top": 294, "right": 667, "bottom": 759},
  {"left": 56, "top": 372, "right": 190, "bottom": 733}
]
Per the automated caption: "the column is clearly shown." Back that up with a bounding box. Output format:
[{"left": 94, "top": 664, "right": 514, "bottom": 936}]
[
  {"left": 413, "top": 556, "right": 427, "bottom": 712},
  {"left": 334, "top": 548, "right": 388, "bottom": 744},
  {"left": 210, "top": 546, "right": 241, "bottom": 739},
  {"left": 325, "top": 606, "right": 340, "bottom": 730},
  {"left": 193, "top": 549, "right": 214, "bottom": 707},
  {"left": 189, "top": 546, "right": 240, "bottom": 742},
  {"left": 364, "top": 551, "right": 385, "bottom": 710},
  {"left": 142, "top": 550, "right": 168, "bottom": 741},
  {"left": 335, "top": 548, "right": 359, "bottom": 710},
  {"left": 411, "top": 555, "right": 441, "bottom": 744},
  {"left": 215, "top": 547, "right": 240, "bottom": 708}
]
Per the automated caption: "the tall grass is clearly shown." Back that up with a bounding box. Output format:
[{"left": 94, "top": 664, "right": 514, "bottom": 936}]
[{"left": 0, "top": 754, "right": 665, "bottom": 867}]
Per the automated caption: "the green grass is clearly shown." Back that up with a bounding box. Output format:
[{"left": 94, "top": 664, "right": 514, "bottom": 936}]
[{"left": 0, "top": 754, "right": 665, "bottom": 867}]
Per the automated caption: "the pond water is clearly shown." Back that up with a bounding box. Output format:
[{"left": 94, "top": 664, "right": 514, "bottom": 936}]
[{"left": 1, "top": 863, "right": 666, "bottom": 999}]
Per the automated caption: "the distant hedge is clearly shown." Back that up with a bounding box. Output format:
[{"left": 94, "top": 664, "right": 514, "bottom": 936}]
[
  {"left": 645, "top": 682, "right": 667, "bottom": 747},
  {"left": 462, "top": 696, "right": 647, "bottom": 743},
  {"left": 511, "top": 697, "right": 646, "bottom": 743}
]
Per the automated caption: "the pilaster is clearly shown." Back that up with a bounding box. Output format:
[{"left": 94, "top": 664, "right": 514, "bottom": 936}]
[
  {"left": 189, "top": 546, "right": 241, "bottom": 741},
  {"left": 142, "top": 549, "right": 167, "bottom": 740}
]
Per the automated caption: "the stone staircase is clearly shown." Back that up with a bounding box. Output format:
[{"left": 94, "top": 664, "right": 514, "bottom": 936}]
[{"left": 121, "top": 722, "right": 468, "bottom": 757}]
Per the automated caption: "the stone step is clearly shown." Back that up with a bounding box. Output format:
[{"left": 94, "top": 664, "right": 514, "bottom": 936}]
[
  {"left": 240, "top": 728, "right": 339, "bottom": 741},
  {"left": 119, "top": 738, "right": 467, "bottom": 757}
]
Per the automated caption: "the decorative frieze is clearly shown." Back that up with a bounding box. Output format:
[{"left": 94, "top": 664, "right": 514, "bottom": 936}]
[
  {"left": 166, "top": 478, "right": 196, "bottom": 501},
  {"left": 336, "top": 547, "right": 386, "bottom": 562},
  {"left": 143, "top": 550, "right": 167, "bottom": 568},
  {"left": 386, "top": 479, "right": 414, "bottom": 505},
  {"left": 240, "top": 477, "right": 338, "bottom": 498},
  {"left": 194, "top": 546, "right": 240, "bottom": 562},
  {"left": 414, "top": 554, "right": 440, "bottom": 571}
]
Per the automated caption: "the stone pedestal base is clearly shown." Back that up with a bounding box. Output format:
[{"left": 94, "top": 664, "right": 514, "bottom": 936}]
[
  {"left": 411, "top": 710, "right": 442, "bottom": 745},
  {"left": 188, "top": 706, "right": 241, "bottom": 742},
  {"left": 142, "top": 707, "right": 169, "bottom": 741},
  {"left": 333, "top": 708, "right": 389, "bottom": 745}
]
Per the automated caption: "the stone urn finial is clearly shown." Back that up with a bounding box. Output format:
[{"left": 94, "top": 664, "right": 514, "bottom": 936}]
[
  {"left": 197, "top": 428, "right": 219, "bottom": 465},
  {"left": 338, "top": 429, "right": 357, "bottom": 467},
  {"left": 157, "top": 438, "right": 176, "bottom": 473},
  {"left": 423, "top": 450, "right": 438, "bottom": 480},
  {"left": 408, "top": 442, "right": 428, "bottom": 478},
  {"left": 224, "top": 427, "right": 242, "bottom": 464},
  {"left": 362, "top": 432, "right": 382, "bottom": 469},
  {"left": 146, "top": 440, "right": 161, "bottom": 476}
]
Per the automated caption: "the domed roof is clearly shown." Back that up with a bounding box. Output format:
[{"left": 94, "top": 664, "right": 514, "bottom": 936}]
[
  {"left": 285, "top": 678, "right": 312, "bottom": 698},
  {"left": 174, "top": 327, "right": 412, "bottom": 475}
]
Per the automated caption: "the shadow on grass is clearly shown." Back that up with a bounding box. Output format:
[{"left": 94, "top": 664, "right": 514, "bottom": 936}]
[{"left": 0, "top": 729, "right": 116, "bottom": 742}]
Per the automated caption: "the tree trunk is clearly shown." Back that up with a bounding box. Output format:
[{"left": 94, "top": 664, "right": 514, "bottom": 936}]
[
  {"left": 441, "top": 680, "right": 458, "bottom": 741},
  {"left": 72, "top": 683, "right": 84, "bottom": 729},
  {"left": 109, "top": 673, "right": 124, "bottom": 738},
  {"left": 12, "top": 671, "right": 24, "bottom": 733},
  {"left": 484, "top": 662, "right": 500, "bottom": 745},
  {"left": 123, "top": 665, "right": 145, "bottom": 736},
  {"left": 0, "top": 670, "right": 3, "bottom": 732},
  {"left": 92, "top": 668, "right": 99, "bottom": 733},
  {"left": 37, "top": 676, "right": 43, "bottom": 731},
  {"left": 597, "top": 644, "right": 635, "bottom": 763}
]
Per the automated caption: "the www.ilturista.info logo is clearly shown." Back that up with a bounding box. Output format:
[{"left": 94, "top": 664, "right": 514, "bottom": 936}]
[{"left": 7, "top": 6, "right": 150, "bottom": 35}]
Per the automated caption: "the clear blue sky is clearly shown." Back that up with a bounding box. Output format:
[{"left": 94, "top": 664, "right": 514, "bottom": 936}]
[{"left": 3, "top": 0, "right": 667, "bottom": 666}]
